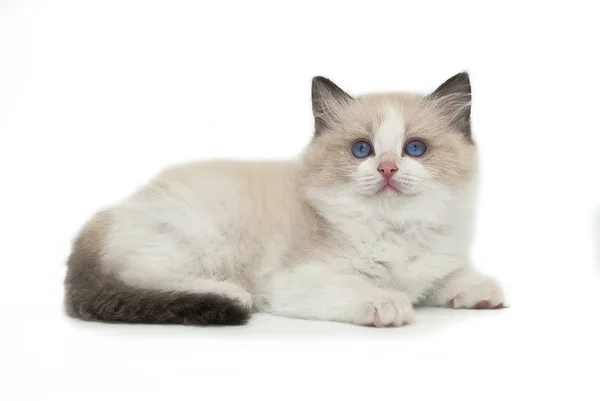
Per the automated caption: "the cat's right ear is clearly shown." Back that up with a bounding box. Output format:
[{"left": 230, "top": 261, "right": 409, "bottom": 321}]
[{"left": 312, "top": 76, "right": 353, "bottom": 133}]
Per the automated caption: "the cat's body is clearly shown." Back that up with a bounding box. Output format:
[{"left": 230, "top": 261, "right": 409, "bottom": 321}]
[{"left": 65, "top": 73, "right": 505, "bottom": 327}]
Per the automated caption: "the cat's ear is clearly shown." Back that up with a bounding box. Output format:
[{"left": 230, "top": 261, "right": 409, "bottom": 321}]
[
  {"left": 427, "top": 72, "right": 472, "bottom": 139},
  {"left": 312, "top": 76, "right": 354, "bottom": 133}
]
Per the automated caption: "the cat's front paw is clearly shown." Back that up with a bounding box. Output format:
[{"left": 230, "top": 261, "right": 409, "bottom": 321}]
[
  {"left": 356, "top": 292, "right": 415, "bottom": 327},
  {"left": 448, "top": 275, "right": 505, "bottom": 310}
]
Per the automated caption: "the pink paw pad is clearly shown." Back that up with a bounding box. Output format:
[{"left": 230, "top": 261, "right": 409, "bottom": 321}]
[
  {"left": 474, "top": 300, "right": 507, "bottom": 309},
  {"left": 474, "top": 300, "right": 488, "bottom": 309}
]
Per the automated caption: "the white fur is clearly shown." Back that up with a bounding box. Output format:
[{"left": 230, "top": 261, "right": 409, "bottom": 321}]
[
  {"left": 373, "top": 109, "right": 405, "bottom": 153},
  {"left": 422, "top": 268, "right": 505, "bottom": 308},
  {"left": 266, "top": 261, "right": 414, "bottom": 326}
]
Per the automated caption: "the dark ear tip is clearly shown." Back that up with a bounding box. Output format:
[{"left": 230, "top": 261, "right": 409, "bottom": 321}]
[
  {"left": 431, "top": 71, "right": 471, "bottom": 98},
  {"left": 449, "top": 71, "right": 470, "bottom": 86},
  {"left": 311, "top": 76, "right": 353, "bottom": 101},
  {"left": 312, "top": 76, "right": 332, "bottom": 88},
  {"left": 455, "top": 71, "right": 471, "bottom": 88}
]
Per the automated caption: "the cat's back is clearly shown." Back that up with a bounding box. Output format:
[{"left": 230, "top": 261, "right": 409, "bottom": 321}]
[
  {"left": 118, "top": 159, "right": 308, "bottom": 239},
  {"left": 160, "top": 159, "right": 302, "bottom": 207}
]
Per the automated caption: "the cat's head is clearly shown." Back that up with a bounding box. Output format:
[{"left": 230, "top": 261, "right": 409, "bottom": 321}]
[{"left": 302, "top": 72, "right": 477, "bottom": 216}]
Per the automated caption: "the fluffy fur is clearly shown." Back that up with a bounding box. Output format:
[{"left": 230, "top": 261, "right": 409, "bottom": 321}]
[{"left": 64, "top": 72, "right": 505, "bottom": 327}]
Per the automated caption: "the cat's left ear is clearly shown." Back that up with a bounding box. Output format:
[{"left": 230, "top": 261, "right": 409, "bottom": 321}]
[
  {"left": 312, "top": 76, "right": 354, "bottom": 133},
  {"left": 427, "top": 72, "right": 472, "bottom": 140}
]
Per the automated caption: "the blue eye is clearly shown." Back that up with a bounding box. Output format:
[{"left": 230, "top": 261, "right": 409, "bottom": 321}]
[
  {"left": 404, "top": 139, "right": 427, "bottom": 157},
  {"left": 351, "top": 140, "right": 373, "bottom": 158}
]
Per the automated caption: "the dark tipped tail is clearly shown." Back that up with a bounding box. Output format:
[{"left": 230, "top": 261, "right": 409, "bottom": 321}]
[{"left": 65, "top": 283, "right": 251, "bottom": 325}]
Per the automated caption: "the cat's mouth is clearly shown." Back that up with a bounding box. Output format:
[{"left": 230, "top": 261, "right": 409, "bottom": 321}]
[
  {"left": 377, "top": 182, "right": 402, "bottom": 195},
  {"left": 375, "top": 181, "right": 417, "bottom": 197}
]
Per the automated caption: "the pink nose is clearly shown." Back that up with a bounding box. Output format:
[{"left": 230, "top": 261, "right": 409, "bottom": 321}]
[{"left": 377, "top": 161, "right": 398, "bottom": 180}]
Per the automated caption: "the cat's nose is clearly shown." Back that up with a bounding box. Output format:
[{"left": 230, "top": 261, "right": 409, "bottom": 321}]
[{"left": 377, "top": 161, "right": 398, "bottom": 180}]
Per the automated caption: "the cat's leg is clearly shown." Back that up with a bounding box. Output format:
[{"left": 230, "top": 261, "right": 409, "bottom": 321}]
[
  {"left": 422, "top": 268, "right": 505, "bottom": 309},
  {"left": 261, "top": 262, "right": 415, "bottom": 327}
]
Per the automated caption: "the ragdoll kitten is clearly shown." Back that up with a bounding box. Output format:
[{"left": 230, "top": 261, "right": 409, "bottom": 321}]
[{"left": 65, "top": 72, "right": 505, "bottom": 327}]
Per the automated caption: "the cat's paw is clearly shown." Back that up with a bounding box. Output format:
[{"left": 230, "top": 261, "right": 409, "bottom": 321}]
[
  {"left": 448, "top": 275, "right": 505, "bottom": 309},
  {"left": 356, "top": 292, "right": 415, "bottom": 327}
]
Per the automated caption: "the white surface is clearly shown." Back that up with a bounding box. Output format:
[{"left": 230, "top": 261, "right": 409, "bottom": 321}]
[{"left": 1, "top": 0, "right": 599, "bottom": 400}]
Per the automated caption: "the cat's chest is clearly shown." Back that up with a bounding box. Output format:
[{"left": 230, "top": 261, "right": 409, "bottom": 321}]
[
  {"left": 343, "top": 220, "right": 460, "bottom": 299},
  {"left": 347, "top": 221, "right": 435, "bottom": 265}
]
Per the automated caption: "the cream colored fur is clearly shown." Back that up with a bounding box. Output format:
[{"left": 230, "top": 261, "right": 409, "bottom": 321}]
[{"left": 91, "top": 75, "right": 504, "bottom": 327}]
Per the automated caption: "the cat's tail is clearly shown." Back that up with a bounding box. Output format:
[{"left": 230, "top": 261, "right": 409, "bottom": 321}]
[
  {"left": 63, "top": 213, "right": 251, "bottom": 326},
  {"left": 64, "top": 278, "right": 251, "bottom": 325}
]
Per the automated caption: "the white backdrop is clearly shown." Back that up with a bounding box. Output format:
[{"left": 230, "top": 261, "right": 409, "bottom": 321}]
[{"left": 1, "top": 1, "right": 599, "bottom": 400}]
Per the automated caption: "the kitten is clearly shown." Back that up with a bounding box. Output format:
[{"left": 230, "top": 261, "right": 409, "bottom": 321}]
[{"left": 64, "top": 72, "right": 505, "bottom": 327}]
